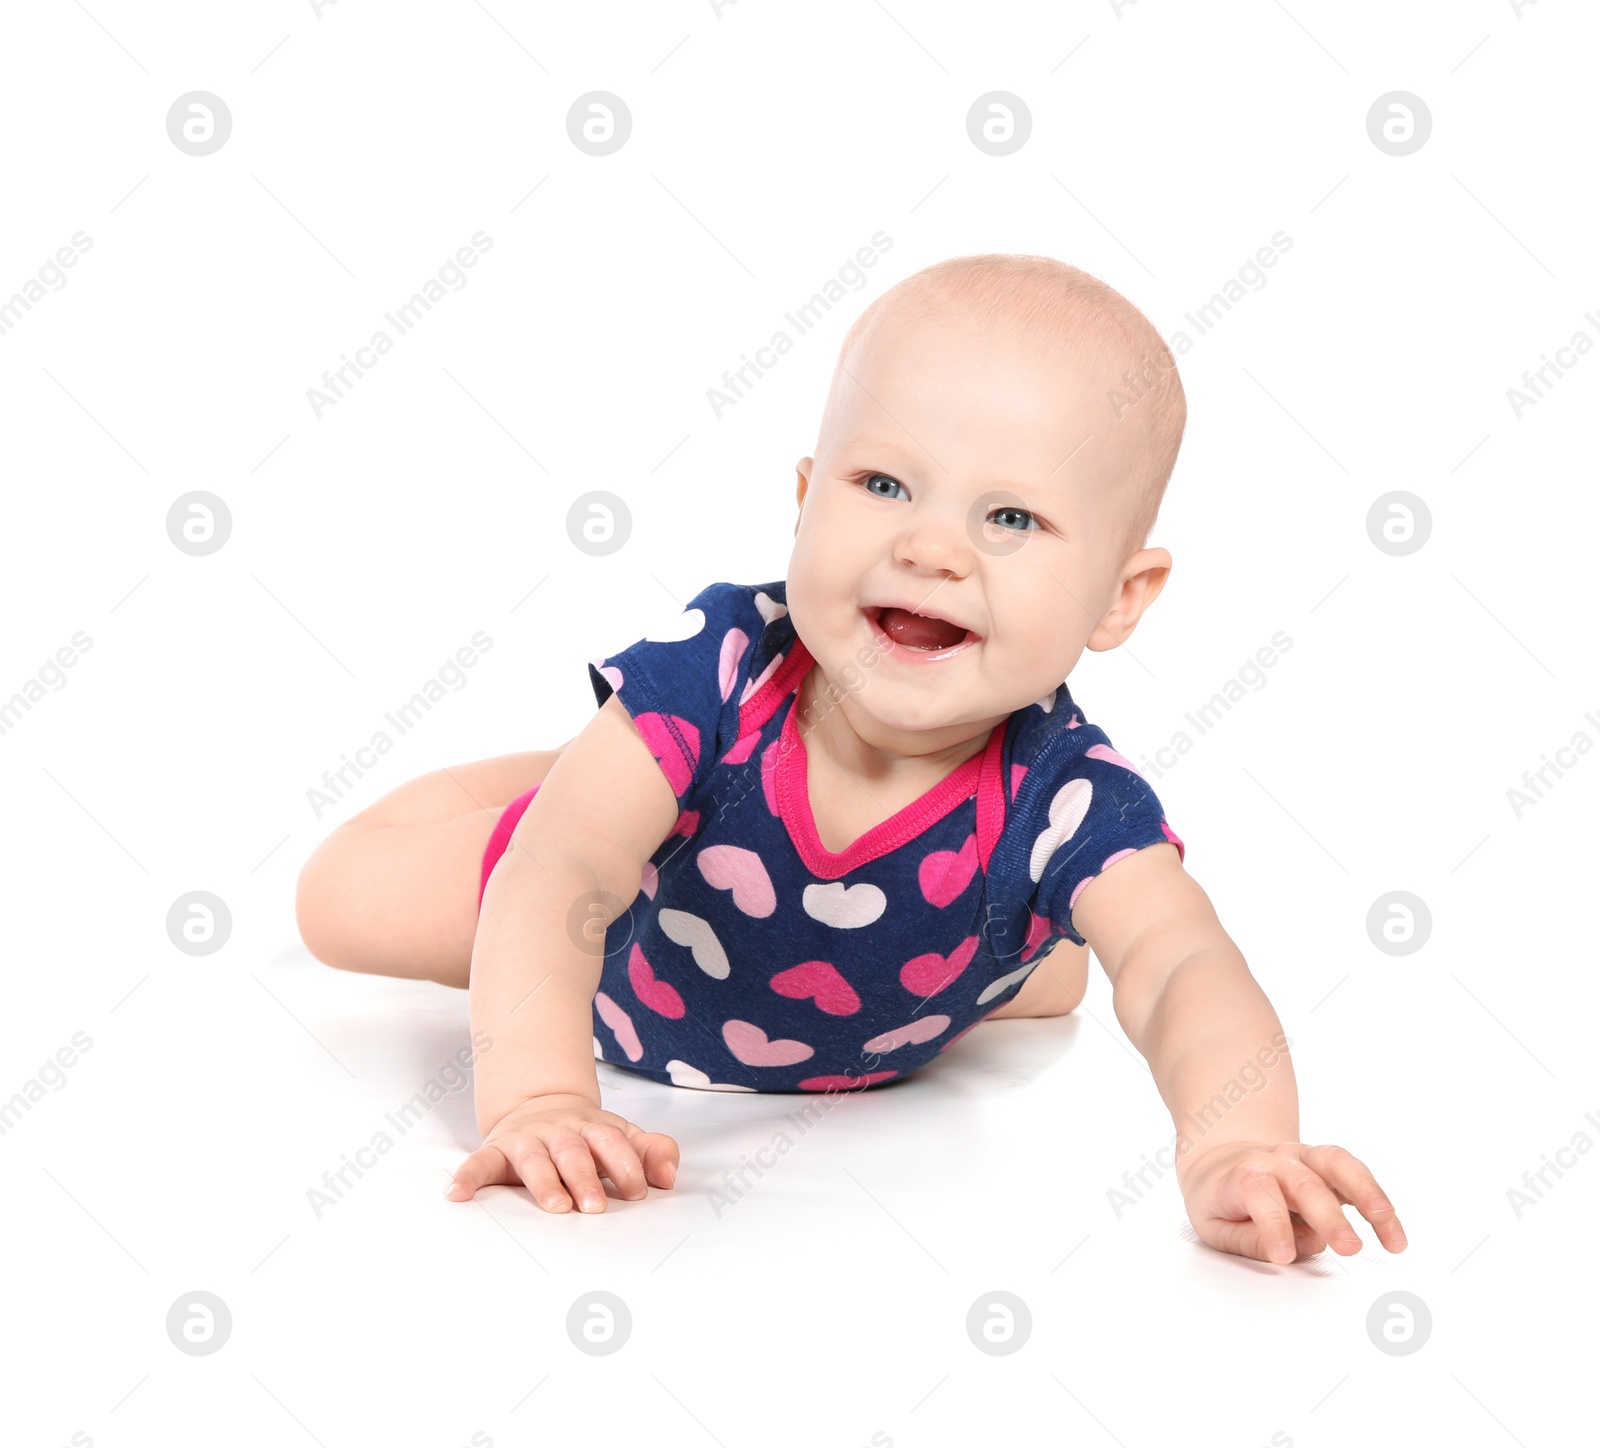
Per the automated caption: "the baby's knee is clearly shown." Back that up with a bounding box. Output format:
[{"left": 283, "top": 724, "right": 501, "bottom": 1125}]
[{"left": 295, "top": 829, "right": 359, "bottom": 970}]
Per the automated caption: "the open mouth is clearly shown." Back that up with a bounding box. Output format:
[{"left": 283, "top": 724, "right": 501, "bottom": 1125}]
[{"left": 864, "top": 605, "right": 981, "bottom": 658}]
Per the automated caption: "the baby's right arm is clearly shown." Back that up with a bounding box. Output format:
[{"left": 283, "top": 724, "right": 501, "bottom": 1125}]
[{"left": 445, "top": 692, "right": 683, "bottom": 1212}]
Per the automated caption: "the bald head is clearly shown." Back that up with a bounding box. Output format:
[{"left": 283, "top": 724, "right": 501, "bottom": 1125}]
[{"left": 824, "top": 254, "right": 1186, "bottom": 555}]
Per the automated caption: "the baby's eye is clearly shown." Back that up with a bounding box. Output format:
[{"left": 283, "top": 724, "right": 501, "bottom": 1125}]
[
  {"left": 861, "top": 472, "right": 907, "bottom": 500},
  {"left": 989, "top": 506, "right": 1038, "bottom": 532}
]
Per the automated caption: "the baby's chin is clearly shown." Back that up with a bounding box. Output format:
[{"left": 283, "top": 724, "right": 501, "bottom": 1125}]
[{"left": 816, "top": 668, "right": 1021, "bottom": 740}]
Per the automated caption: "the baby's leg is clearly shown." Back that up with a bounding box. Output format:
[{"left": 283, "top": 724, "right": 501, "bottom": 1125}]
[
  {"left": 295, "top": 744, "right": 570, "bottom": 987},
  {"left": 985, "top": 938, "right": 1089, "bottom": 1019}
]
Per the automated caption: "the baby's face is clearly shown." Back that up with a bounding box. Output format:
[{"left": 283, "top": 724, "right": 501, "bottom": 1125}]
[{"left": 786, "top": 305, "right": 1165, "bottom": 740}]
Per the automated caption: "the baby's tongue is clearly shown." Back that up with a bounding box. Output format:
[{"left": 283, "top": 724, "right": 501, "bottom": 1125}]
[{"left": 877, "top": 606, "right": 967, "bottom": 650}]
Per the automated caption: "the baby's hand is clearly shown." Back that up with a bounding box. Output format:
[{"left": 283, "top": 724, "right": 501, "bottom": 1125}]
[
  {"left": 445, "top": 1093, "right": 679, "bottom": 1213},
  {"left": 1178, "top": 1142, "right": 1407, "bottom": 1264}
]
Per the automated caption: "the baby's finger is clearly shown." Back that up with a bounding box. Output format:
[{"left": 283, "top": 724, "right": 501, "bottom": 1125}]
[
  {"left": 1194, "top": 1165, "right": 1294, "bottom": 1263},
  {"left": 1287, "top": 1214, "right": 1328, "bottom": 1259},
  {"left": 1236, "top": 1164, "right": 1297, "bottom": 1263},
  {"left": 628, "top": 1129, "right": 680, "bottom": 1189},
  {"left": 579, "top": 1122, "right": 650, "bottom": 1202},
  {"left": 1279, "top": 1166, "right": 1363, "bottom": 1256},
  {"left": 544, "top": 1128, "right": 610, "bottom": 1213},
  {"left": 444, "top": 1144, "right": 514, "bottom": 1202},
  {"left": 1303, "top": 1144, "right": 1408, "bottom": 1253},
  {"left": 496, "top": 1136, "right": 573, "bottom": 1213}
]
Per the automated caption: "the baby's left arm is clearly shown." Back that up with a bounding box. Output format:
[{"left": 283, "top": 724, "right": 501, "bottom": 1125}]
[{"left": 1073, "top": 844, "right": 1408, "bottom": 1264}]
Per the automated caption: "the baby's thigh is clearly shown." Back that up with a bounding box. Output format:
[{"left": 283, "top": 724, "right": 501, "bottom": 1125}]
[
  {"left": 296, "top": 802, "right": 506, "bottom": 984},
  {"left": 297, "top": 745, "right": 571, "bottom": 983},
  {"left": 340, "top": 746, "right": 571, "bottom": 830}
]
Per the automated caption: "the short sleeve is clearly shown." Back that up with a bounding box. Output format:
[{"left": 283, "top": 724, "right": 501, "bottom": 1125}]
[
  {"left": 586, "top": 581, "right": 773, "bottom": 808},
  {"left": 1020, "top": 730, "right": 1186, "bottom": 947}
]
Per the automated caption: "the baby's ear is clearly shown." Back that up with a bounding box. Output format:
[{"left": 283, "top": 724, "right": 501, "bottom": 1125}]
[
  {"left": 1127, "top": 547, "right": 1172, "bottom": 610},
  {"left": 1087, "top": 549, "right": 1172, "bottom": 650}
]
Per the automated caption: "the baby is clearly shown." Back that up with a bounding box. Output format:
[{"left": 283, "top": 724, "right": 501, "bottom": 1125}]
[{"left": 295, "top": 253, "right": 1407, "bottom": 1265}]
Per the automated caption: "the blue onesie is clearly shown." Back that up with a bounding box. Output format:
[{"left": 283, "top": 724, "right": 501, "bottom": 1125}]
[{"left": 577, "top": 579, "right": 1185, "bottom": 1094}]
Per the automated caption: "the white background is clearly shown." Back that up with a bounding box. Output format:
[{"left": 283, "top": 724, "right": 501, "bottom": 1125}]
[{"left": 2, "top": 1, "right": 1595, "bottom": 1445}]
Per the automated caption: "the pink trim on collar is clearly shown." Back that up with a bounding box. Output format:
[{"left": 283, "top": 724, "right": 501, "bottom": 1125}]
[
  {"left": 974, "top": 725, "right": 1007, "bottom": 872},
  {"left": 738, "top": 637, "right": 815, "bottom": 738},
  {"left": 775, "top": 694, "right": 999, "bottom": 881}
]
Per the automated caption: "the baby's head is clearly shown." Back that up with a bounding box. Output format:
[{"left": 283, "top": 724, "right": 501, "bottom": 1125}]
[{"left": 785, "top": 253, "right": 1185, "bottom": 739}]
